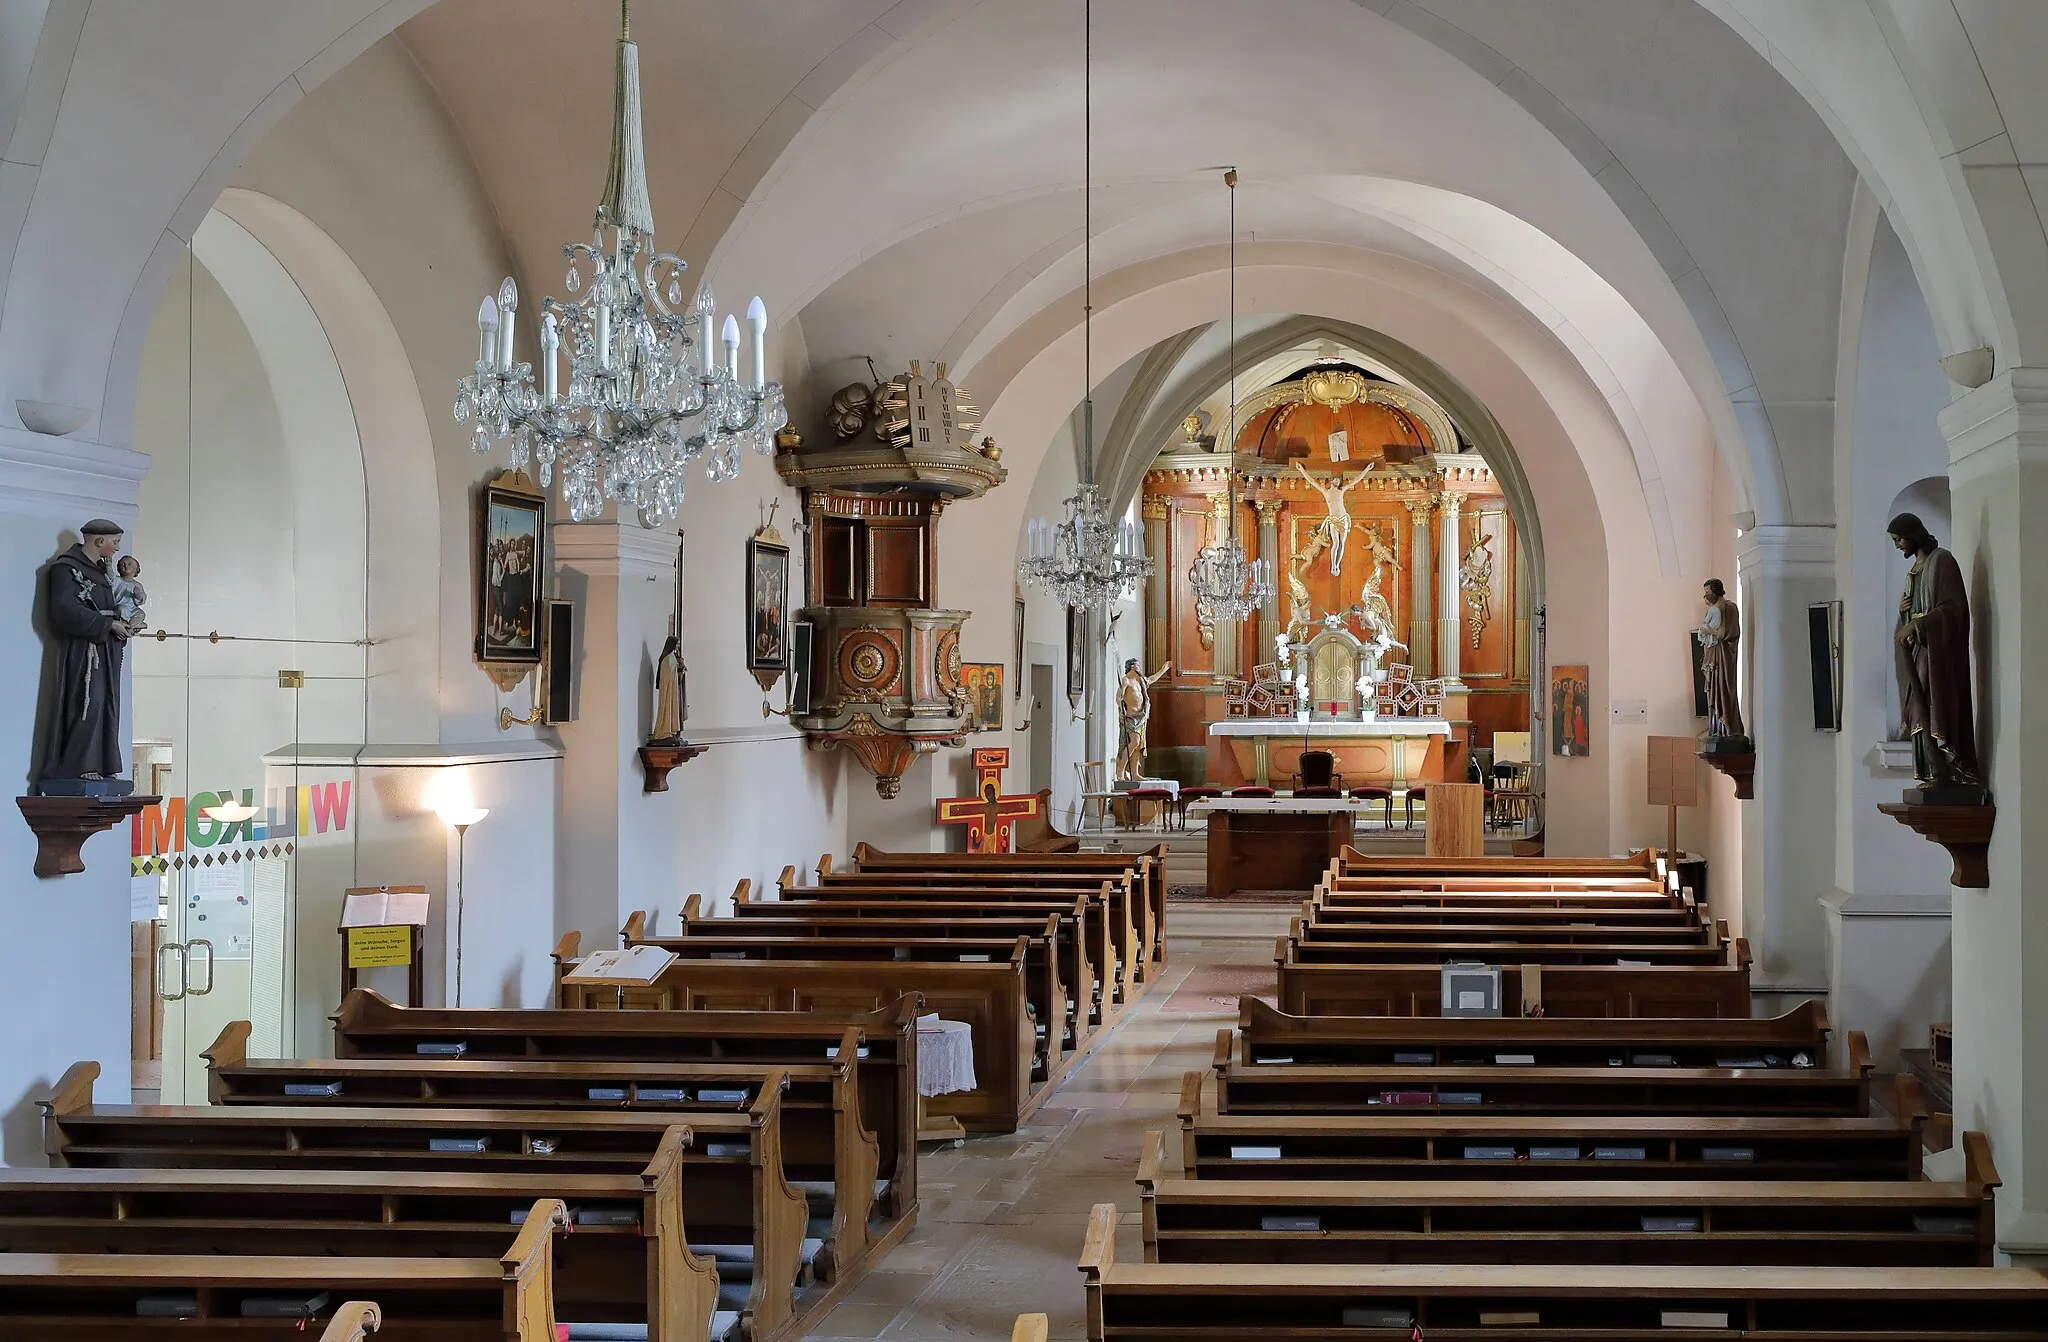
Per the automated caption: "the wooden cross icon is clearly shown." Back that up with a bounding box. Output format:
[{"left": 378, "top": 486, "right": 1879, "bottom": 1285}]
[{"left": 934, "top": 746, "right": 1043, "bottom": 854}]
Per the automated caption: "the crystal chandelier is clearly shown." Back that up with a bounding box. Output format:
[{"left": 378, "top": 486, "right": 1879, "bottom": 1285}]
[
  {"left": 454, "top": 0, "right": 785, "bottom": 526},
  {"left": 1186, "top": 168, "right": 1274, "bottom": 622},
  {"left": 1019, "top": 0, "right": 1153, "bottom": 611}
]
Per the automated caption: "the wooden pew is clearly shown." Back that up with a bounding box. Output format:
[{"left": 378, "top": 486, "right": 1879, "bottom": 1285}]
[
  {"left": 0, "top": 1146, "right": 724, "bottom": 1342},
  {"left": 1210, "top": 1031, "right": 1874, "bottom": 1117},
  {"left": 1333, "top": 849, "right": 1660, "bottom": 879},
  {"left": 331, "top": 989, "right": 919, "bottom": 1220},
  {"left": 602, "top": 930, "right": 1069, "bottom": 1082},
  {"left": 204, "top": 1021, "right": 881, "bottom": 1285},
  {"left": 1316, "top": 885, "right": 1678, "bottom": 908},
  {"left": 698, "top": 900, "right": 1106, "bottom": 1043},
  {"left": 0, "top": 1199, "right": 568, "bottom": 1342},
  {"left": 40, "top": 1064, "right": 809, "bottom": 1342},
  {"left": 1134, "top": 1128, "right": 2002, "bottom": 1267},
  {"left": 1285, "top": 930, "right": 1739, "bottom": 968},
  {"left": 1277, "top": 956, "right": 1753, "bottom": 1017},
  {"left": 325, "top": 1301, "right": 383, "bottom": 1342},
  {"left": 844, "top": 843, "right": 1168, "bottom": 982},
  {"left": 1232, "top": 997, "right": 1830, "bottom": 1068},
  {"left": 1011, "top": 1313, "right": 1050, "bottom": 1342},
  {"left": 1307, "top": 896, "right": 1700, "bottom": 929},
  {"left": 553, "top": 944, "right": 1035, "bottom": 1134},
  {"left": 1077, "top": 1204, "right": 2048, "bottom": 1341},
  {"left": 797, "top": 876, "right": 1141, "bottom": 1005},
  {"left": 1176, "top": 1070, "right": 1928, "bottom": 1181},
  {"left": 1296, "top": 916, "right": 1715, "bottom": 947}
]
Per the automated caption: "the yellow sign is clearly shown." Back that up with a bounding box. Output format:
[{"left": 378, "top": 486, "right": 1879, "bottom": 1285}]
[{"left": 347, "top": 924, "right": 413, "bottom": 969}]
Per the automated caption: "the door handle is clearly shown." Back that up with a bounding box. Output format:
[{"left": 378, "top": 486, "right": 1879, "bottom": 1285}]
[
  {"left": 186, "top": 939, "right": 215, "bottom": 996},
  {"left": 157, "top": 941, "right": 188, "bottom": 1002}
]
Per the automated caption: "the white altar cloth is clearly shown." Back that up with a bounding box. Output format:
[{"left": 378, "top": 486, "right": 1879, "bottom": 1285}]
[{"left": 1208, "top": 718, "right": 1452, "bottom": 739}]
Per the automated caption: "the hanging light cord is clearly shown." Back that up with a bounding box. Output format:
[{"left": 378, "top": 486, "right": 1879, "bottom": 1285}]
[
  {"left": 1082, "top": 0, "right": 1093, "bottom": 485},
  {"left": 1226, "top": 167, "right": 1237, "bottom": 542}
]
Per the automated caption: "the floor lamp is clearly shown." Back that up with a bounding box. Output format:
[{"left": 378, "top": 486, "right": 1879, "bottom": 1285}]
[{"left": 435, "top": 803, "right": 488, "bottom": 1006}]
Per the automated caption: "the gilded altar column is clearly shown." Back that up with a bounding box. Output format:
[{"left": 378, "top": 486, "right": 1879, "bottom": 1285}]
[
  {"left": 1404, "top": 496, "right": 1435, "bottom": 678},
  {"left": 1142, "top": 494, "right": 1170, "bottom": 675},
  {"left": 1253, "top": 498, "right": 1283, "bottom": 659},
  {"left": 1437, "top": 489, "right": 1465, "bottom": 686}
]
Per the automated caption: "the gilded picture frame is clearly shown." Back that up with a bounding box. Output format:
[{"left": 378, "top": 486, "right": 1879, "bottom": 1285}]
[
  {"left": 475, "top": 470, "right": 546, "bottom": 692},
  {"left": 745, "top": 529, "right": 791, "bottom": 692}
]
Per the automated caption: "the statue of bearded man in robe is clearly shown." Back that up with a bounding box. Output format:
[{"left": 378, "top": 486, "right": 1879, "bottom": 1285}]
[{"left": 1889, "top": 512, "right": 1985, "bottom": 801}]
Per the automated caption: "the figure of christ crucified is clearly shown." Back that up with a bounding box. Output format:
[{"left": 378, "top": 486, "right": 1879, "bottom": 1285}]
[{"left": 1291, "top": 459, "right": 1374, "bottom": 576}]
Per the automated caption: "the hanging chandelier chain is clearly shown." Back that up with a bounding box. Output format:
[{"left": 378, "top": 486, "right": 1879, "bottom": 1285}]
[{"left": 1019, "top": 0, "right": 1153, "bottom": 612}]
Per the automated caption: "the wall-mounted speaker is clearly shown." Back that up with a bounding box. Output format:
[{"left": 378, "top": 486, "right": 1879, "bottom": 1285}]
[
  {"left": 542, "top": 599, "right": 575, "bottom": 724},
  {"left": 789, "top": 620, "right": 814, "bottom": 717},
  {"left": 1806, "top": 600, "right": 1841, "bottom": 732}
]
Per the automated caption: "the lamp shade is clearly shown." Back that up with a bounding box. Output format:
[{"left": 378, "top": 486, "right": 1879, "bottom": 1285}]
[{"left": 435, "top": 804, "right": 489, "bottom": 830}]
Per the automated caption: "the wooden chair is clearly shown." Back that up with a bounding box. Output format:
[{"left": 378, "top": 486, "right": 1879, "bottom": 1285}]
[
  {"left": 1290, "top": 750, "right": 1343, "bottom": 793},
  {"left": 1076, "top": 760, "right": 1112, "bottom": 832}
]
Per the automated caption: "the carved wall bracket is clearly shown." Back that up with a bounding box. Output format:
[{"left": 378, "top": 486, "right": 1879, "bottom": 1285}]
[
  {"left": 18, "top": 794, "right": 161, "bottom": 878},
  {"left": 1878, "top": 800, "right": 1995, "bottom": 888},
  {"left": 638, "top": 743, "right": 708, "bottom": 794},
  {"left": 1699, "top": 749, "right": 1756, "bottom": 800}
]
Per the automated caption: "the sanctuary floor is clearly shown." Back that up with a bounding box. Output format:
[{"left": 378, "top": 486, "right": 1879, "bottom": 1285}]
[{"left": 804, "top": 901, "right": 1289, "bottom": 1341}]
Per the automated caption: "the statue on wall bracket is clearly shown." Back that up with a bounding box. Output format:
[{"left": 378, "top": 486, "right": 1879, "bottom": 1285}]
[
  {"left": 1888, "top": 513, "right": 1987, "bottom": 804},
  {"left": 33, "top": 519, "right": 140, "bottom": 795},
  {"left": 1696, "top": 576, "right": 1749, "bottom": 754}
]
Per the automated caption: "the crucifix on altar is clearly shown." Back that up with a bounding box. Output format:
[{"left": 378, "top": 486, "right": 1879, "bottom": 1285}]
[{"left": 934, "top": 747, "right": 1042, "bottom": 853}]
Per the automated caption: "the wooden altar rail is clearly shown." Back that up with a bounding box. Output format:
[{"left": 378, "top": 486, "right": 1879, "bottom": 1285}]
[
  {"left": 0, "top": 1148, "right": 722, "bottom": 1342},
  {"left": 842, "top": 843, "right": 1168, "bottom": 980},
  {"left": 202, "top": 1020, "right": 883, "bottom": 1284},
  {"left": 0, "top": 1203, "right": 566, "bottom": 1342},
  {"left": 1230, "top": 997, "right": 1831, "bottom": 1068},
  {"left": 657, "top": 904, "right": 1101, "bottom": 1055},
  {"left": 40, "top": 1064, "right": 808, "bottom": 1342},
  {"left": 792, "top": 874, "right": 1143, "bottom": 1004},
  {"left": 553, "top": 944, "right": 1037, "bottom": 1134},
  {"left": 329, "top": 988, "right": 919, "bottom": 1220},
  {"left": 1277, "top": 955, "right": 1753, "bottom": 1018},
  {"left": 1175, "top": 1072, "right": 1929, "bottom": 1182},
  {"left": 699, "top": 898, "right": 1106, "bottom": 1038},
  {"left": 1134, "top": 1128, "right": 2001, "bottom": 1268},
  {"left": 1075, "top": 1204, "right": 2048, "bottom": 1341}
]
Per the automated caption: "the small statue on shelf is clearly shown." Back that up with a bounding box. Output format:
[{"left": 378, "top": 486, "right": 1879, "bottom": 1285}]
[
  {"left": 1889, "top": 513, "right": 1986, "bottom": 803},
  {"left": 648, "top": 531, "right": 689, "bottom": 746},
  {"left": 1696, "top": 577, "right": 1747, "bottom": 752},
  {"left": 35, "top": 519, "right": 139, "bottom": 793}
]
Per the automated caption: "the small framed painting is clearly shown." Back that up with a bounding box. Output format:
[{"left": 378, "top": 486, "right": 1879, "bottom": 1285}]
[
  {"left": 963, "top": 661, "right": 1004, "bottom": 732},
  {"left": 1065, "top": 606, "right": 1084, "bottom": 709},
  {"left": 1550, "top": 663, "right": 1590, "bottom": 757},
  {"left": 746, "top": 527, "right": 791, "bottom": 691},
  {"left": 475, "top": 470, "right": 546, "bottom": 688}
]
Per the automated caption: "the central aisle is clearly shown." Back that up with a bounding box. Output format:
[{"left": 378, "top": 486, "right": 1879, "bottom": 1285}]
[{"left": 804, "top": 902, "right": 1290, "bottom": 1341}]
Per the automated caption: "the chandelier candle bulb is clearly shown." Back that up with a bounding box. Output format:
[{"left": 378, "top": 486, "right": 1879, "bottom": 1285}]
[
  {"left": 747, "top": 297, "right": 767, "bottom": 389},
  {"left": 477, "top": 297, "right": 498, "bottom": 367},
  {"left": 541, "top": 314, "right": 559, "bottom": 402}
]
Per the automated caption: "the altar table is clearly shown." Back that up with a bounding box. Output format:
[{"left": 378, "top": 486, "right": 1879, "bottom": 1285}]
[
  {"left": 1192, "top": 796, "right": 1367, "bottom": 897},
  {"left": 1207, "top": 717, "right": 1454, "bottom": 789}
]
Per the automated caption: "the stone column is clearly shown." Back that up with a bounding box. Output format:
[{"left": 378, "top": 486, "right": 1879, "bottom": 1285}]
[
  {"left": 1436, "top": 491, "right": 1464, "bottom": 686},
  {"left": 554, "top": 520, "right": 683, "bottom": 936},
  {"left": 1935, "top": 369, "right": 2048, "bottom": 1263},
  {"left": 1254, "top": 498, "right": 1282, "bottom": 661},
  {"left": 1404, "top": 496, "right": 1435, "bottom": 677},
  {"left": 1732, "top": 525, "right": 1837, "bottom": 998},
  {"left": 1142, "top": 494, "right": 1170, "bottom": 678}
]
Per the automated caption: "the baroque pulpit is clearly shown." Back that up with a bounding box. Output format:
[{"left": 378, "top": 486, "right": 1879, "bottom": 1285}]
[{"left": 779, "top": 362, "right": 1007, "bottom": 797}]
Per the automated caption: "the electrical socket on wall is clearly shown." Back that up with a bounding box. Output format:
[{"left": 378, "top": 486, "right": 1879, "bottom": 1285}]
[{"left": 1611, "top": 698, "right": 1648, "bottom": 724}]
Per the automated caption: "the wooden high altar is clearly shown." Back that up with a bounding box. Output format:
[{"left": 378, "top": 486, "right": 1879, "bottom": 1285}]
[{"left": 1140, "top": 363, "right": 1531, "bottom": 783}]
